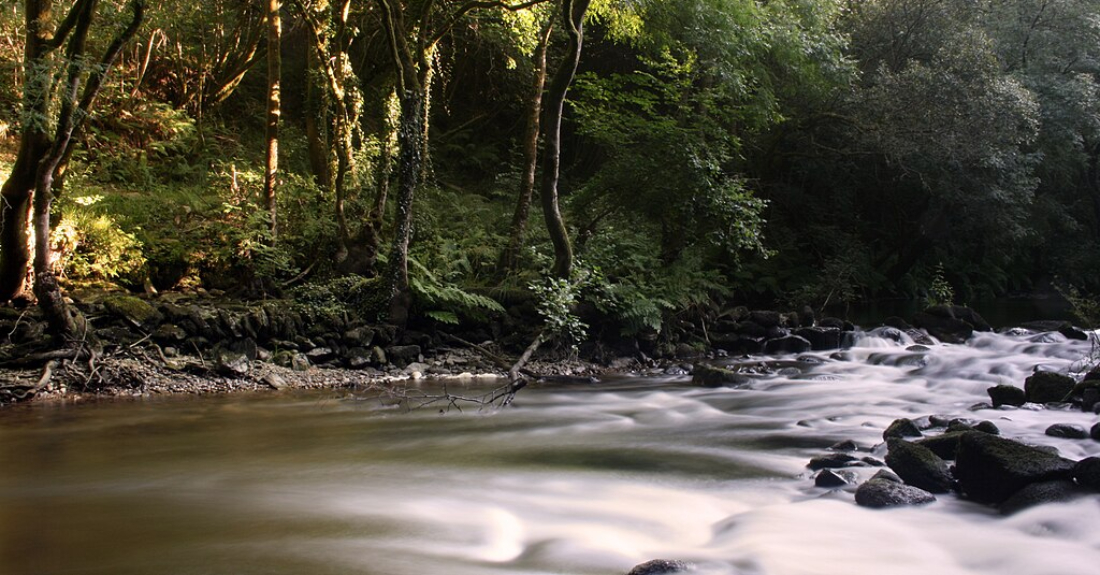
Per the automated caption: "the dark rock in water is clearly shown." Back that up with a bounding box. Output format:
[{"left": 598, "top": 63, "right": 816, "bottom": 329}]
[
  {"left": 916, "top": 432, "right": 966, "bottom": 460},
  {"left": 946, "top": 419, "right": 976, "bottom": 433},
  {"left": 974, "top": 421, "right": 1001, "bottom": 435},
  {"left": 855, "top": 478, "right": 936, "bottom": 508},
  {"left": 1045, "top": 423, "right": 1088, "bottom": 439},
  {"left": 829, "top": 439, "right": 859, "bottom": 452},
  {"left": 808, "top": 453, "right": 860, "bottom": 470},
  {"left": 885, "top": 438, "right": 954, "bottom": 493},
  {"left": 1093, "top": 422, "right": 1100, "bottom": 441},
  {"left": 912, "top": 313, "right": 970, "bottom": 344},
  {"left": 1024, "top": 371, "right": 1075, "bottom": 404},
  {"left": 871, "top": 469, "right": 902, "bottom": 483},
  {"left": 1058, "top": 325, "right": 1089, "bottom": 341},
  {"left": 818, "top": 317, "right": 846, "bottom": 330},
  {"left": 1018, "top": 320, "right": 1070, "bottom": 333},
  {"left": 798, "top": 306, "right": 816, "bottom": 328},
  {"left": 883, "top": 418, "right": 923, "bottom": 440},
  {"left": 1074, "top": 457, "right": 1100, "bottom": 491},
  {"left": 861, "top": 457, "right": 886, "bottom": 467},
  {"left": 815, "top": 469, "right": 857, "bottom": 487},
  {"left": 794, "top": 327, "right": 842, "bottom": 350},
  {"left": 999, "top": 480, "right": 1090, "bottom": 515},
  {"left": 764, "top": 335, "right": 811, "bottom": 355},
  {"left": 385, "top": 344, "right": 422, "bottom": 366},
  {"left": 906, "top": 344, "right": 930, "bottom": 352},
  {"left": 1081, "top": 388, "right": 1100, "bottom": 412},
  {"left": 691, "top": 364, "right": 751, "bottom": 387},
  {"left": 954, "top": 431, "right": 1077, "bottom": 504},
  {"left": 626, "top": 559, "right": 691, "bottom": 575},
  {"left": 988, "top": 385, "right": 1027, "bottom": 408}
]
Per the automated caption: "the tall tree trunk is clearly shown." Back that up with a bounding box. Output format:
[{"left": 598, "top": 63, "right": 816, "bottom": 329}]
[
  {"left": 386, "top": 89, "right": 425, "bottom": 328},
  {"left": 499, "top": 19, "right": 552, "bottom": 274},
  {"left": 263, "top": 0, "right": 281, "bottom": 239},
  {"left": 539, "top": 0, "right": 590, "bottom": 279},
  {"left": 304, "top": 44, "right": 332, "bottom": 189},
  {"left": 0, "top": 0, "right": 53, "bottom": 302}
]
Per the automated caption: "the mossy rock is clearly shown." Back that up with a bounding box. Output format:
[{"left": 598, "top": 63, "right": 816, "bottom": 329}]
[{"left": 103, "top": 295, "right": 162, "bottom": 328}]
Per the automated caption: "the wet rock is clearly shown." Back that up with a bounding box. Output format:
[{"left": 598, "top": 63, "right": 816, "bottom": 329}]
[
  {"left": 1081, "top": 388, "right": 1100, "bottom": 412},
  {"left": 815, "top": 469, "right": 857, "bottom": 487},
  {"left": 883, "top": 418, "right": 923, "bottom": 440},
  {"left": 1073, "top": 457, "right": 1100, "bottom": 491},
  {"left": 764, "top": 335, "right": 811, "bottom": 355},
  {"left": 916, "top": 432, "right": 966, "bottom": 460},
  {"left": 913, "top": 305, "right": 991, "bottom": 343},
  {"left": 1024, "top": 371, "right": 1075, "bottom": 404},
  {"left": 999, "top": 480, "right": 1090, "bottom": 515},
  {"left": 855, "top": 478, "right": 936, "bottom": 508},
  {"left": 861, "top": 457, "right": 886, "bottom": 467},
  {"left": 884, "top": 316, "right": 912, "bottom": 330},
  {"left": 871, "top": 469, "right": 902, "bottom": 483},
  {"left": 974, "top": 421, "right": 1000, "bottom": 435},
  {"left": 829, "top": 439, "right": 859, "bottom": 452},
  {"left": 749, "top": 310, "right": 783, "bottom": 328},
  {"left": 885, "top": 438, "right": 954, "bottom": 493},
  {"left": 1045, "top": 423, "right": 1088, "bottom": 439},
  {"left": 1058, "top": 325, "right": 1089, "bottom": 341},
  {"left": 691, "top": 364, "right": 751, "bottom": 387},
  {"left": 793, "top": 327, "right": 842, "bottom": 350},
  {"left": 907, "top": 344, "right": 931, "bottom": 352},
  {"left": 988, "top": 385, "right": 1026, "bottom": 408},
  {"left": 1093, "top": 422, "right": 1100, "bottom": 441},
  {"left": 808, "top": 453, "right": 860, "bottom": 470},
  {"left": 953, "top": 431, "right": 1077, "bottom": 504},
  {"left": 625, "top": 559, "right": 691, "bottom": 575}
]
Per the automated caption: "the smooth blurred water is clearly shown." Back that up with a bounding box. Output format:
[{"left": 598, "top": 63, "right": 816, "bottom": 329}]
[{"left": 1, "top": 329, "right": 1099, "bottom": 575}]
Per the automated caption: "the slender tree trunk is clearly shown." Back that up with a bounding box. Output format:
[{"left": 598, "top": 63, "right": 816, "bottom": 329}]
[
  {"left": 263, "top": 0, "right": 281, "bottom": 238},
  {"left": 387, "top": 89, "right": 425, "bottom": 328},
  {"left": 304, "top": 44, "right": 332, "bottom": 189},
  {"left": 499, "top": 19, "right": 552, "bottom": 274},
  {"left": 539, "top": 0, "right": 590, "bottom": 279}
]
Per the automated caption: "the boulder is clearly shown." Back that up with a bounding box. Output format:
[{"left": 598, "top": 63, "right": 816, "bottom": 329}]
[
  {"left": 1073, "top": 457, "right": 1100, "bottom": 491},
  {"left": 1059, "top": 325, "right": 1089, "bottom": 341},
  {"left": 262, "top": 373, "right": 288, "bottom": 390},
  {"left": 385, "top": 344, "right": 421, "bottom": 366},
  {"left": 103, "top": 295, "right": 162, "bottom": 328},
  {"left": 885, "top": 438, "right": 954, "bottom": 493},
  {"left": 912, "top": 312, "right": 972, "bottom": 344},
  {"left": 953, "top": 431, "right": 1077, "bottom": 504},
  {"left": 974, "top": 421, "right": 1001, "bottom": 435},
  {"left": 883, "top": 418, "right": 923, "bottom": 441},
  {"left": 626, "top": 559, "right": 691, "bottom": 575},
  {"left": 691, "top": 364, "right": 751, "bottom": 387},
  {"left": 1093, "top": 422, "right": 1100, "bottom": 441},
  {"left": 749, "top": 310, "right": 783, "bottom": 328},
  {"left": 916, "top": 432, "right": 966, "bottom": 460},
  {"left": 854, "top": 478, "right": 937, "bottom": 508},
  {"left": 793, "top": 327, "right": 842, "bottom": 350},
  {"left": 829, "top": 439, "right": 859, "bottom": 452},
  {"left": 988, "top": 385, "right": 1026, "bottom": 408},
  {"left": 1045, "top": 424, "right": 1088, "bottom": 439},
  {"left": 999, "top": 480, "right": 1090, "bottom": 515},
  {"left": 215, "top": 349, "right": 251, "bottom": 377},
  {"left": 764, "top": 335, "right": 811, "bottom": 355},
  {"left": 1024, "top": 371, "right": 1075, "bottom": 404},
  {"left": 345, "top": 347, "right": 373, "bottom": 369}
]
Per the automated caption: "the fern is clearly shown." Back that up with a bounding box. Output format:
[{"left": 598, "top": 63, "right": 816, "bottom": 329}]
[{"left": 409, "top": 257, "right": 505, "bottom": 323}]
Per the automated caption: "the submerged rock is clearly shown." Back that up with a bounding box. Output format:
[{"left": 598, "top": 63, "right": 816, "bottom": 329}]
[
  {"left": 1024, "top": 371, "right": 1075, "bottom": 404},
  {"left": 691, "top": 364, "right": 751, "bottom": 387},
  {"left": 999, "top": 480, "right": 1090, "bottom": 515},
  {"left": 807, "top": 453, "right": 860, "bottom": 470},
  {"left": 953, "top": 431, "right": 1077, "bottom": 504},
  {"left": 1045, "top": 423, "right": 1088, "bottom": 439},
  {"left": 815, "top": 469, "right": 858, "bottom": 487},
  {"left": 885, "top": 438, "right": 954, "bottom": 493},
  {"left": 626, "top": 559, "right": 692, "bottom": 575},
  {"left": 855, "top": 478, "right": 936, "bottom": 508}
]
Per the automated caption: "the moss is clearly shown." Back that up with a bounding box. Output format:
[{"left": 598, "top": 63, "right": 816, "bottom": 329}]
[{"left": 103, "top": 295, "right": 160, "bottom": 327}]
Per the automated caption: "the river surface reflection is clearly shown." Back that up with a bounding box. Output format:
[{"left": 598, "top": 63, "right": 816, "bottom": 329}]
[{"left": 2, "top": 329, "right": 1099, "bottom": 575}]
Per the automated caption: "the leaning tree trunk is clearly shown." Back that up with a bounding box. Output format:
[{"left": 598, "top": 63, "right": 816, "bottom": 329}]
[
  {"left": 263, "top": 0, "right": 281, "bottom": 239},
  {"left": 499, "top": 19, "right": 552, "bottom": 274},
  {"left": 539, "top": 0, "right": 590, "bottom": 279}
]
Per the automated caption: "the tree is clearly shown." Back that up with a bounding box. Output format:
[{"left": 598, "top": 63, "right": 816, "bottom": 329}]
[
  {"left": 0, "top": 0, "right": 144, "bottom": 337},
  {"left": 538, "top": 0, "right": 590, "bottom": 280},
  {"left": 263, "top": 0, "right": 281, "bottom": 238}
]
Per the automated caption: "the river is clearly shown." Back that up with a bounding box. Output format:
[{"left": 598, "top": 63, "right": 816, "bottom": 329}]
[{"left": 2, "top": 329, "right": 1099, "bottom": 575}]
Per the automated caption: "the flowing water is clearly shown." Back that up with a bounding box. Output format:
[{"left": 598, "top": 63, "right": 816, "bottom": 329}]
[{"left": 2, "top": 329, "right": 1100, "bottom": 575}]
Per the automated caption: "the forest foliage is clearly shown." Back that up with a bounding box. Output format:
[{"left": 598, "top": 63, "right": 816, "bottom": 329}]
[{"left": 1, "top": 0, "right": 1099, "bottom": 344}]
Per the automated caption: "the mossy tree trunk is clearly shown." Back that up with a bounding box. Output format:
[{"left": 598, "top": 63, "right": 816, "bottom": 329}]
[{"left": 539, "top": 0, "right": 590, "bottom": 279}]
